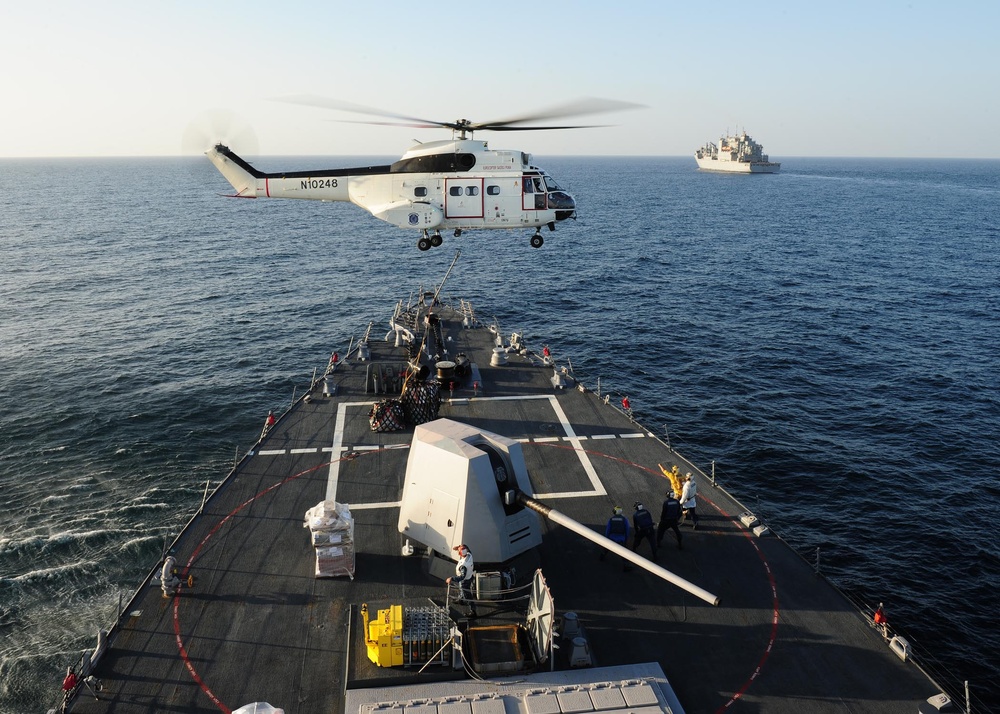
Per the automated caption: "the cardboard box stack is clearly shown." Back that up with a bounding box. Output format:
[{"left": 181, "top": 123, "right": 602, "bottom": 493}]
[{"left": 304, "top": 500, "right": 355, "bottom": 579}]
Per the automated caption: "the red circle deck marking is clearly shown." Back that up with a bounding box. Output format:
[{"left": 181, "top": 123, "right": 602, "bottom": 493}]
[
  {"left": 171, "top": 456, "right": 349, "bottom": 712},
  {"left": 173, "top": 443, "right": 779, "bottom": 713},
  {"left": 540, "top": 443, "right": 781, "bottom": 713}
]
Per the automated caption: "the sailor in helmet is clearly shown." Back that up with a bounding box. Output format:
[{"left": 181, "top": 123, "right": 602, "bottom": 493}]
[
  {"left": 632, "top": 501, "right": 657, "bottom": 561},
  {"left": 680, "top": 473, "right": 700, "bottom": 530},
  {"left": 160, "top": 554, "right": 181, "bottom": 598},
  {"left": 447, "top": 544, "right": 477, "bottom": 616},
  {"left": 601, "top": 506, "right": 632, "bottom": 570}
]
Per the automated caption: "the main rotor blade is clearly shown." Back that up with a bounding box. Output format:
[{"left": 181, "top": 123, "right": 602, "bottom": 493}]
[
  {"left": 481, "top": 123, "right": 613, "bottom": 132},
  {"left": 271, "top": 94, "right": 644, "bottom": 134},
  {"left": 471, "top": 97, "right": 645, "bottom": 130},
  {"left": 272, "top": 94, "right": 453, "bottom": 129}
]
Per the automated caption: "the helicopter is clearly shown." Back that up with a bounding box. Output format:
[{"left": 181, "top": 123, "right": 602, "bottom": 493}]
[{"left": 205, "top": 97, "right": 638, "bottom": 251}]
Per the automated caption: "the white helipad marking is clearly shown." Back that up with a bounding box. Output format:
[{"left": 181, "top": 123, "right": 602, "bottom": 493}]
[
  {"left": 620, "top": 432, "right": 648, "bottom": 439},
  {"left": 327, "top": 400, "right": 374, "bottom": 501},
  {"left": 324, "top": 395, "right": 611, "bottom": 504},
  {"left": 290, "top": 448, "right": 317, "bottom": 453},
  {"left": 543, "top": 395, "right": 605, "bottom": 496},
  {"left": 258, "top": 449, "right": 286, "bottom": 455},
  {"left": 590, "top": 434, "right": 617, "bottom": 440}
]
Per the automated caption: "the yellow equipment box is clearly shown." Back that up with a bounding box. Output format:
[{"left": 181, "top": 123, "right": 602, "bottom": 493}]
[{"left": 362, "top": 603, "right": 404, "bottom": 667}]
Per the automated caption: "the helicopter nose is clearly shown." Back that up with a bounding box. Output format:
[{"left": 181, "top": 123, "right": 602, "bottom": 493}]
[{"left": 547, "top": 191, "right": 575, "bottom": 211}]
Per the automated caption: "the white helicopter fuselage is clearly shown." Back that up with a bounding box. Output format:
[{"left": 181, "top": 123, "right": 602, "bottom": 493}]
[{"left": 206, "top": 139, "right": 576, "bottom": 249}]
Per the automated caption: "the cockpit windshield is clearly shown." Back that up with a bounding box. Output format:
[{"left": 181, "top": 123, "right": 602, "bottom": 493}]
[{"left": 543, "top": 175, "right": 562, "bottom": 191}]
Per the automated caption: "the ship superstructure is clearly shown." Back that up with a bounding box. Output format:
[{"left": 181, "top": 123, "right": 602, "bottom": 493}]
[{"left": 695, "top": 130, "right": 781, "bottom": 173}]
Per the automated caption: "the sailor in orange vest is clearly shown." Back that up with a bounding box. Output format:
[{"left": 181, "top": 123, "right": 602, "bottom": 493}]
[
  {"left": 874, "top": 602, "right": 888, "bottom": 638},
  {"left": 61, "top": 667, "right": 79, "bottom": 711},
  {"left": 61, "top": 668, "right": 78, "bottom": 694},
  {"left": 262, "top": 410, "right": 276, "bottom": 437}
]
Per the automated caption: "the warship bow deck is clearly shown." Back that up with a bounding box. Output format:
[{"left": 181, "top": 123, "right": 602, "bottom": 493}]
[{"left": 69, "top": 290, "right": 942, "bottom": 714}]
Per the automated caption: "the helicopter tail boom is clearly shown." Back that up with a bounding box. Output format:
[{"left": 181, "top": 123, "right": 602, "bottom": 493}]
[
  {"left": 206, "top": 144, "right": 354, "bottom": 202},
  {"left": 206, "top": 144, "right": 262, "bottom": 198}
]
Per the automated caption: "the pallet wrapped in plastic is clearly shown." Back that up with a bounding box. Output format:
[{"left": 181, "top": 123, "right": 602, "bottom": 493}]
[
  {"left": 304, "top": 500, "right": 354, "bottom": 537},
  {"left": 315, "top": 545, "right": 356, "bottom": 579},
  {"left": 304, "top": 500, "right": 355, "bottom": 579}
]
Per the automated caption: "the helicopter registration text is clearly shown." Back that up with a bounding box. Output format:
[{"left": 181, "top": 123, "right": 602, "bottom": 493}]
[{"left": 301, "top": 178, "right": 339, "bottom": 189}]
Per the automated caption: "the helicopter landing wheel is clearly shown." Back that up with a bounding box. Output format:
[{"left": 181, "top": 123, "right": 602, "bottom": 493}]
[
  {"left": 454, "top": 229, "right": 462, "bottom": 238},
  {"left": 430, "top": 233, "right": 443, "bottom": 247},
  {"left": 530, "top": 234, "right": 544, "bottom": 248},
  {"left": 417, "top": 236, "right": 432, "bottom": 251}
]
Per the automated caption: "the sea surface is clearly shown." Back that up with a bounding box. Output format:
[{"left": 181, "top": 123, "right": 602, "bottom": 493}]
[{"left": 1, "top": 154, "right": 998, "bottom": 713}]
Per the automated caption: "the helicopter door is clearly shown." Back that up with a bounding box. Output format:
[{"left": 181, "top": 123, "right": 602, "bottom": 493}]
[
  {"left": 444, "top": 179, "right": 484, "bottom": 220},
  {"left": 521, "top": 174, "right": 546, "bottom": 211}
]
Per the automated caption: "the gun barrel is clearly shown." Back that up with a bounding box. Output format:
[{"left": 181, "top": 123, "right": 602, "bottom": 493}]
[{"left": 519, "top": 494, "right": 720, "bottom": 607}]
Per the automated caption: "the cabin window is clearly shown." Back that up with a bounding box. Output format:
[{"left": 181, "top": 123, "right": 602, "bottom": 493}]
[
  {"left": 450, "top": 186, "right": 463, "bottom": 196},
  {"left": 487, "top": 185, "right": 500, "bottom": 196},
  {"left": 414, "top": 186, "right": 428, "bottom": 197},
  {"left": 522, "top": 176, "right": 534, "bottom": 193},
  {"left": 465, "top": 186, "right": 479, "bottom": 196}
]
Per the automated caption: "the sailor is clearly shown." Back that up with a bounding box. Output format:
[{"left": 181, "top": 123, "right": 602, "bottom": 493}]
[
  {"left": 161, "top": 555, "right": 181, "bottom": 598},
  {"left": 61, "top": 667, "right": 78, "bottom": 695},
  {"left": 262, "top": 410, "right": 276, "bottom": 437},
  {"left": 658, "top": 462, "right": 683, "bottom": 499},
  {"left": 60, "top": 667, "right": 79, "bottom": 712},
  {"left": 680, "top": 473, "right": 700, "bottom": 530},
  {"left": 447, "top": 544, "right": 477, "bottom": 616},
  {"left": 601, "top": 506, "right": 632, "bottom": 570},
  {"left": 632, "top": 502, "right": 657, "bottom": 560},
  {"left": 657, "top": 490, "right": 683, "bottom": 550},
  {"left": 874, "top": 602, "right": 888, "bottom": 639}
]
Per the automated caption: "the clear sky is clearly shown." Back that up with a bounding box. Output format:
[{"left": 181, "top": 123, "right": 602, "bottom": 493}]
[{"left": 3, "top": 1, "right": 998, "bottom": 158}]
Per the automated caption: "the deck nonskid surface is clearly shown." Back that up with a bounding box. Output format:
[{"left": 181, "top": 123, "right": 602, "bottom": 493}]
[{"left": 76, "top": 302, "right": 938, "bottom": 714}]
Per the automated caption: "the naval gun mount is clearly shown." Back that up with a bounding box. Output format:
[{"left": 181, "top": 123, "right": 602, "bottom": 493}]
[{"left": 397, "top": 419, "right": 719, "bottom": 607}]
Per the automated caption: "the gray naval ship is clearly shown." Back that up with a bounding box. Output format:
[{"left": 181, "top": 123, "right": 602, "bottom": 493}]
[{"left": 57, "top": 259, "right": 955, "bottom": 714}]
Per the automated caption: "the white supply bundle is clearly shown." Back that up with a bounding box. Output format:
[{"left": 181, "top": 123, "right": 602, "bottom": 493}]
[{"left": 304, "top": 500, "right": 355, "bottom": 579}]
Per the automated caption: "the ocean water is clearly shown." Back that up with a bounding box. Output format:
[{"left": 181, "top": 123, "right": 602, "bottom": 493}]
[{"left": 1, "top": 154, "right": 998, "bottom": 712}]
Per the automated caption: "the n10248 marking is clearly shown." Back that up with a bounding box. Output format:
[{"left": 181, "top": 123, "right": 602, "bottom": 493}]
[{"left": 302, "top": 178, "right": 338, "bottom": 189}]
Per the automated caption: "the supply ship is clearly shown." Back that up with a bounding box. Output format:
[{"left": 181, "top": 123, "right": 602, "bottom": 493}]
[
  {"left": 695, "top": 131, "right": 781, "bottom": 173},
  {"left": 56, "top": 259, "right": 956, "bottom": 714}
]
